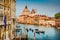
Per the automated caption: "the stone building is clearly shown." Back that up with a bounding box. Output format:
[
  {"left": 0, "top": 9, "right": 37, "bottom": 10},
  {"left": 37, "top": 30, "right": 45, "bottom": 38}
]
[
  {"left": 55, "top": 18, "right": 60, "bottom": 27},
  {"left": 17, "top": 6, "right": 56, "bottom": 26},
  {"left": 0, "top": 0, "right": 16, "bottom": 40},
  {"left": 17, "top": 6, "right": 39, "bottom": 24}
]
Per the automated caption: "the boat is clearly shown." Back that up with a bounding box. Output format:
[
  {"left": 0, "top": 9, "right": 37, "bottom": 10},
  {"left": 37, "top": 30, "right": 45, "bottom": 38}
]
[
  {"left": 39, "top": 31, "right": 45, "bottom": 34},
  {"left": 35, "top": 29, "right": 38, "bottom": 32},
  {"left": 16, "top": 29, "right": 22, "bottom": 32}
]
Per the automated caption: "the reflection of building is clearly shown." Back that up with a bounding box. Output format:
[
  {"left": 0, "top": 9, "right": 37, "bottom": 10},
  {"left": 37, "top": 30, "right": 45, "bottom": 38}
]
[
  {"left": 17, "top": 6, "right": 56, "bottom": 27},
  {"left": 0, "top": 0, "right": 16, "bottom": 40}
]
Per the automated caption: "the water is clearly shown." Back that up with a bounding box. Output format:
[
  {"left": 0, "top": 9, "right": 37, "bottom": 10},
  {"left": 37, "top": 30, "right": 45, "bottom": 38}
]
[{"left": 16, "top": 24, "right": 60, "bottom": 40}]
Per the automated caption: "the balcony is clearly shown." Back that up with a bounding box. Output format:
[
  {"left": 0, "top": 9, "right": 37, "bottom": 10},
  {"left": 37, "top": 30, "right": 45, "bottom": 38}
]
[{"left": 0, "top": 21, "right": 11, "bottom": 25}]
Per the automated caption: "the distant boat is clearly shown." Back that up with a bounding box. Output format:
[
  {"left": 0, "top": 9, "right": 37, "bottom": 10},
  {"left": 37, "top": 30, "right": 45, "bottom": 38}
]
[
  {"left": 29, "top": 28, "right": 32, "bottom": 30},
  {"left": 16, "top": 29, "right": 22, "bottom": 32},
  {"left": 35, "top": 29, "right": 45, "bottom": 34},
  {"left": 35, "top": 31, "right": 40, "bottom": 34},
  {"left": 29, "top": 28, "right": 34, "bottom": 32},
  {"left": 16, "top": 25, "right": 20, "bottom": 28},
  {"left": 35, "top": 29, "right": 38, "bottom": 32},
  {"left": 39, "top": 31, "right": 45, "bottom": 34}
]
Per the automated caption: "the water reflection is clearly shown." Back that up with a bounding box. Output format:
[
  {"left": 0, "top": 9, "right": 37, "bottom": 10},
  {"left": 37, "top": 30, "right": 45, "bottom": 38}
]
[{"left": 16, "top": 24, "right": 60, "bottom": 40}]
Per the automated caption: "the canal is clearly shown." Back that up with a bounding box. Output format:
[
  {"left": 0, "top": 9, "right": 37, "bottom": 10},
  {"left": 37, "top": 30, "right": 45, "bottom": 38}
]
[{"left": 16, "top": 24, "right": 60, "bottom": 40}]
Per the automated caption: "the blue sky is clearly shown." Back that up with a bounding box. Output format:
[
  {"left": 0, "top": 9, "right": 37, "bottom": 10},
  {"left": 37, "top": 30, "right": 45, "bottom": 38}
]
[{"left": 16, "top": 0, "right": 60, "bottom": 18}]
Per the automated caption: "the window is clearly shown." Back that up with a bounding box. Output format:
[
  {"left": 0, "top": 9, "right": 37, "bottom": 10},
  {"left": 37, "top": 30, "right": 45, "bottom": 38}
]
[
  {"left": 5, "top": 0, "right": 9, "bottom": 6},
  {"left": 0, "top": 12, "right": 3, "bottom": 22},
  {"left": 0, "top": 5, "right": 3, "bottom": 9},
  {"left": 0, "top": 12, "right": 3, "bottom": 17},
  {"left": 0, "top": 0, "right": 3, "bottom": 2},
  {"left": 0, "top": 0, "right": 3, "bottom": 4},
  {"left": 13, "top": 18, "right": 15, "bottom": 23}
]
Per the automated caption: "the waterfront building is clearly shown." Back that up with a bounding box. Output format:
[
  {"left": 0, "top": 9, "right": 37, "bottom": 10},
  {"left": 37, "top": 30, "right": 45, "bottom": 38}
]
[
  {"left": 0, "top": 0, "right": 16, "bottom": 40},
  {"left": 17, "top": 6, "right": 56, "bottom": 27},
  {"left": 45, "top": 17, "right": 55, "bottom": 26},
  {"left": 39, "top": 16, "right": 55, "bottom": 26},
  {"left": 55, "top": 18, "right": 60, "bottom": 27}
]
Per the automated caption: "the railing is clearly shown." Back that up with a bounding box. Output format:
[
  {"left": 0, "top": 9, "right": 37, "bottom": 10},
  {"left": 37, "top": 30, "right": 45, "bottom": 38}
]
[{"left": 0, "top": 21, "right": 11, "bottom": 25}]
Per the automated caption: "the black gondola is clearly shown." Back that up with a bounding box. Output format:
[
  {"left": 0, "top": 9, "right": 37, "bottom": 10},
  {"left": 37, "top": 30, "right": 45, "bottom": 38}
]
[
  {"left": 39, "top": 31, "right": 45, "bottom": 34},
  {"left": 29, "top": 28, "right": 34, "bottom": 32},
  {"left": 16, "top": 29, "right": 22, "bottom": 32},
  {"left": 36, "top": 31, "right": 40, "bottom": 34},
  {"left": 16, "top": 26, "right": 20, "bottom": 28},
  {"left": 29, "top": 28, "right": 32, "bottom": 30},
  {"left": 35, "top": 29, "right": 38, "bottom": 32}
]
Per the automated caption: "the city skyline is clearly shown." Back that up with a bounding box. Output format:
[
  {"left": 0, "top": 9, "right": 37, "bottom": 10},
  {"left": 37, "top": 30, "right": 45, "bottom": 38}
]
[{"left": 16, "top": 0, "right": 60, "bottom": 18}]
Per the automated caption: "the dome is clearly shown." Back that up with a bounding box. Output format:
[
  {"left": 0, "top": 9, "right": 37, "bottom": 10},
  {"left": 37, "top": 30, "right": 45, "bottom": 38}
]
[
  {"left": 30, "top": 9, "right": 38, "bottom": 16},
  {"left": 31, "top": 9, "right": 36, "bottom": 14},
  {"left": 22, "top": 6, "right": 30, "bottom": 15}
]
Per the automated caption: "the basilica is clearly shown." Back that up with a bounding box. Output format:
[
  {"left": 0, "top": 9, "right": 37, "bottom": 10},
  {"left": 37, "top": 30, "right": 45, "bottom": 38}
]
[{"left": 17, "top": 6, "right": 56, "bottom": 27}]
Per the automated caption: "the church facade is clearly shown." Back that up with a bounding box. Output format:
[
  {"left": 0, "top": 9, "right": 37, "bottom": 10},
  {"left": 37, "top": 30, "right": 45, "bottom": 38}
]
[{"left": 17, "top": 6, "right": 56, "bottom": 27}]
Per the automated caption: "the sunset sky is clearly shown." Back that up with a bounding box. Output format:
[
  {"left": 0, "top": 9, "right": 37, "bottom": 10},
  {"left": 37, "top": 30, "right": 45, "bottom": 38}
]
[{"left": 16, "top": 0, "right": 60, "bottom": 18}]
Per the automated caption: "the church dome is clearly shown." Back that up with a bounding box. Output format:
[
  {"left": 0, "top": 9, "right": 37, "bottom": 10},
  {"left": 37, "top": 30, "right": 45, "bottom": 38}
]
[
  {"left": 31, "top": 9, "right": 36, "bottom": 14},
  {"left": 22, "top": 6, "right": 30, "bottom": 15},
  {"left": 30, "top": 9, "right": 38, "bottom": 16}
]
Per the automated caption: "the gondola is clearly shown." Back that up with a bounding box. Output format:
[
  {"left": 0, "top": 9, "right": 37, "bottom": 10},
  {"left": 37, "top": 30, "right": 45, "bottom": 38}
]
[
  {"left": 16, "top": 29, "right": 22, "bottom": 32},
  {"left": 39, "top": 31, "right": 45, "bottom": 34}
]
